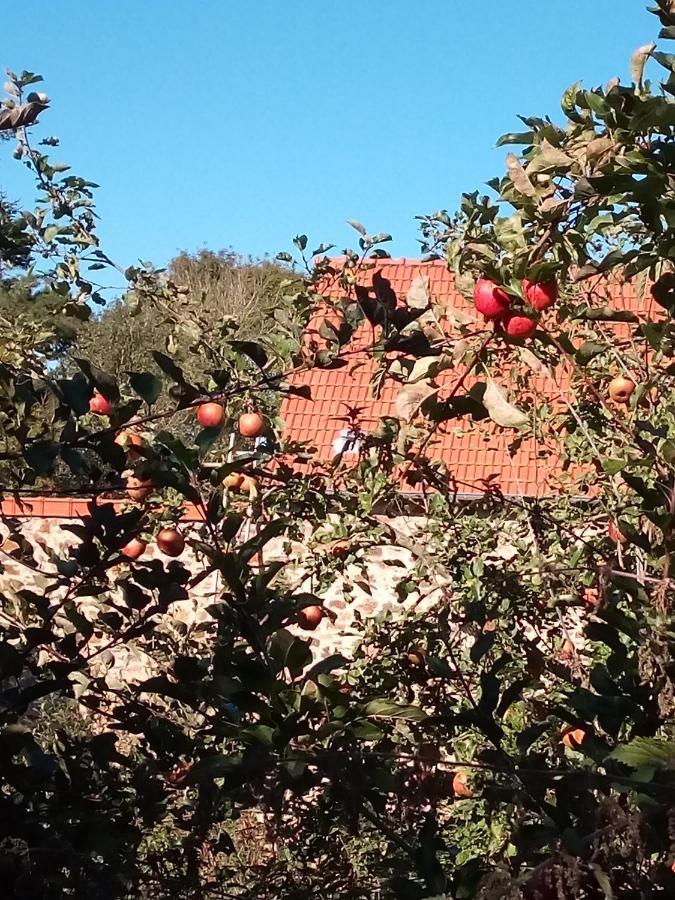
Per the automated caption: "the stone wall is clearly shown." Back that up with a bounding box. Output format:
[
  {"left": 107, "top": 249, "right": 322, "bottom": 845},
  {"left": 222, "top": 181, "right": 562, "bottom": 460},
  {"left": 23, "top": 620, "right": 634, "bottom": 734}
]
[{"left": 0, "top": 512, "right": 438, "bottom": 675}]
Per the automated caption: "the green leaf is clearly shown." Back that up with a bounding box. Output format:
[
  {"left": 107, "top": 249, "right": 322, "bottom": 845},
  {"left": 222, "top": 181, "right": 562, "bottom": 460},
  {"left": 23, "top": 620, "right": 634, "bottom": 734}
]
[
  {"left": 155, "top": 430, "right": 200, "bottom": 471},
  {"left": 470, "top": 630, "right": 496, "bottom": 663},
  {"left": 583, "top": 91, "right": 610, "bottom": 117},
  {"left": 195, "top": 425, "right": 223, "bottom": 455},
  {"left": 608, "top": 738, "right": 675, "bottom": 770},
  {"left": 561, "top": 81, "right": 584, "bottom": 122},
  {"left": 238, "top": 519, "right": 289, "bottom": 564},
  {"left": 310, "top": 242, "right": 335, "bottom": 257},
  {"left": 221, "top": 512, "right": 244, "bottom": 543},
  {"left": 575, "top": 341, "right": 605, "bottom": 365},
  {"left": 228, "top": 339, "right": 268, "bottom": 369},
  {"left": 369, "top": 232, "right": 392, "bottom": 245},
  {"left": 74, "top": 357, "right": 120, "bottom": 402},
  {"left": 363, "top": 699, "right": 427, "bottom": 721},
  {"left": 59, "top": 374, "right": 91, "bottom": 416},
  {"left": 495, "top": 131, "right": 535, "bottom": 147},
  {"left": 183, "top": 753, "right": 243, "bottom": 783},
  {"left": 128, "top": 371, "right": 162, "bottom": 405},
  {"left": 24, "top": 441, "right": 59, "bottom": 475},
  {"left": 349, "top": 721, "right": 385, "bottom": 741},
  {"left": 152, "top": 350, "right": 187, "bottom": 384},
  {"left": 573, "top": 306, "right": 638, "bottom": 323},
  {"left": 239, "top": 724, "right": 276, "bottom": 746},
  {"left": 602, "top": 459, "right": 627, "bottom": 475},
  {"left": 268, "top": 628, "right": 312, "bottom": 676}
]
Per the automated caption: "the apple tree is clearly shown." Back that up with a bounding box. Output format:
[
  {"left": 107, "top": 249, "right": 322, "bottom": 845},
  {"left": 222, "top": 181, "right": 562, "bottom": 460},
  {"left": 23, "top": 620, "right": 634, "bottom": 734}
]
[{"left": 2, "top": 3, "right": 675, "bottom": 897}]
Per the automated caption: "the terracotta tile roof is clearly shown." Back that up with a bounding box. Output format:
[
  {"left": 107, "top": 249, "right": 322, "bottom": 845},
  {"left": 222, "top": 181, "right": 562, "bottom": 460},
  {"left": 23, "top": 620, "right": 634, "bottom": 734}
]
[
  {"left": 281, "top": 258, "right": 644, "bottom": 497},
  {"left": 0, "top": 495, "right": 204, "bottom": 521}
]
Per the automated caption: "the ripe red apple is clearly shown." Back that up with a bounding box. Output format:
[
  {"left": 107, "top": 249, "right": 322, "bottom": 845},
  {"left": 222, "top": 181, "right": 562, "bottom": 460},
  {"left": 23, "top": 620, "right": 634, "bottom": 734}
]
[
  {"left": 452, "top": 771, "right": 473, "bottom": 798},
  {"left": 522, "top": 278, "right": 558, "bottom": 311},
  {"left": 156, "top": 527, "right": 185, "bottom": 557},
  {"left": 582, "top": 586, "right": 601, "bottom": 609},
  {"left": 126, "top": 476, "right": 153, "bottom": 503},
  {"left": 89, "top": 391, "right": 112, "bottom": 415},
  {"left": 115, "top": 430, "right": 143, "bottom": 459},
  {"left": 473, "top": 278, "right": 511, "bottom": 320},
  {"left": 197, "top": 401, "right": 225, "bottom": 428},
  {"left": 223, "top": 472, "right": 244, "bottom": 490},
  {"left": 503, "top": 313, "right": 537, "bottom": 339},
  {"left": 297, "top": 605, "right": 324, "bottom": 630},
  {"left": 562, "top": 726, "right": 587, "bottom": 750},
  {"left": 121, "top": 538, "right": 146, "bottom": 560},
  {"left": 406, "top": 648, "right": 425, "bottom": 668},
  {"left": 238, "top": 412, "right": 265, "bottom": 438},
  {"left": 330, "top": 540, "right": 350, "bottom": 559},
  {"left": 608, "top": 375, "right": 636, "bottom": 404}
]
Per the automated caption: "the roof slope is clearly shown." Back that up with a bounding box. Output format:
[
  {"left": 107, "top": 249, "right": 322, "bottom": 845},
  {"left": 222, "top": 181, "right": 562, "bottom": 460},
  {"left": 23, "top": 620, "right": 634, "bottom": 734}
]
[{"left": 281, "top": 258, "right": 643, "bottom": 497}]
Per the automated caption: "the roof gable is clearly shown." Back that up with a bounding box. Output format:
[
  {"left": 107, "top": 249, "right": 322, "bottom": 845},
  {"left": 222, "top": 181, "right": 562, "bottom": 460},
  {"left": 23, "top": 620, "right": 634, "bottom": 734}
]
[{"left": 281, "top": 258, "right": 643, "bottom": 497}]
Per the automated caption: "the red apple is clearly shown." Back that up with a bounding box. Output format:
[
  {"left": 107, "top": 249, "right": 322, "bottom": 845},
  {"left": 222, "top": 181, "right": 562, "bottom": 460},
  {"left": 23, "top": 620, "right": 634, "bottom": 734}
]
[
  {"left": 126, "top": 476, "right": 153, "bottom": 503},
  {"left": 330, "top": 540, "right": 350, "bottom": 559},
  {"left": 608, "top": 376, "right": 636, "bottom": 404},
  {"left": 582, "top": 586, "right": 601, "bottom": 609},
  {"left": 503, "top": 313, "right": 537, "bottom": 339},
  {"left": 197, "top": 402, "right": 225, "bottom": 428},
  {"left": 452, "top": 771, "right": 473, "bottom": 798},
  {"left": 121, "top": 538, "right": 146, "bottom": 560},
  {"left": 562, "top": 726, "right": 587, "bottom": 750},
  {"left": 89, "top": 392, "right": 112, "bottom": 415},
  {"left": 156, "top": 527, "right": 185, "bottom": 557},
  {"left": 473, "top": 278, "right": 511, "bottom": 320},
  {"left": 238, "top": 412, "right": 265, "bottom": 438},
  {"left": 406, "top": 648, "right": 425, "bottom": 668},
  {"left": 297, "top": 605, "right": 324, "bottom": 630},
  {"left": 523, "top": 278, "right": 558, "bottom": 311}
]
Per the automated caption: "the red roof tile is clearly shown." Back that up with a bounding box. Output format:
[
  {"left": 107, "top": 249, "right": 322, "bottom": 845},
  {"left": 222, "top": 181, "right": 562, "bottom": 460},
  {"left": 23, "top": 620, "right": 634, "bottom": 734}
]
[
  {"left": 281, "top": 258, "right": 644, "bottom": 497},
  {"left": 0, "top": 495, "right": 204, "bottom": 521}
]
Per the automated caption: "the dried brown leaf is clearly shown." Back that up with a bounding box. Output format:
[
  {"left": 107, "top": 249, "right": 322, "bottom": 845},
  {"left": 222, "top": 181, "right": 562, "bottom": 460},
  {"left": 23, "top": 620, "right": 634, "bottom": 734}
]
[
  {"left": 483, "top": 379, "right": 529, "bottom": 429},
  {"left": 506, "top": 153, "right": 536, "bottom": 197}
]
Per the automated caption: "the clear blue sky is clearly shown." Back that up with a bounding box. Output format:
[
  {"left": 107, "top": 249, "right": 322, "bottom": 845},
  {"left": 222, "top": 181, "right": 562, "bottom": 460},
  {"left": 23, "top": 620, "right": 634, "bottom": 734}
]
[{"left": 1, "top": 1, "right": 657, "bottom": 274}]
